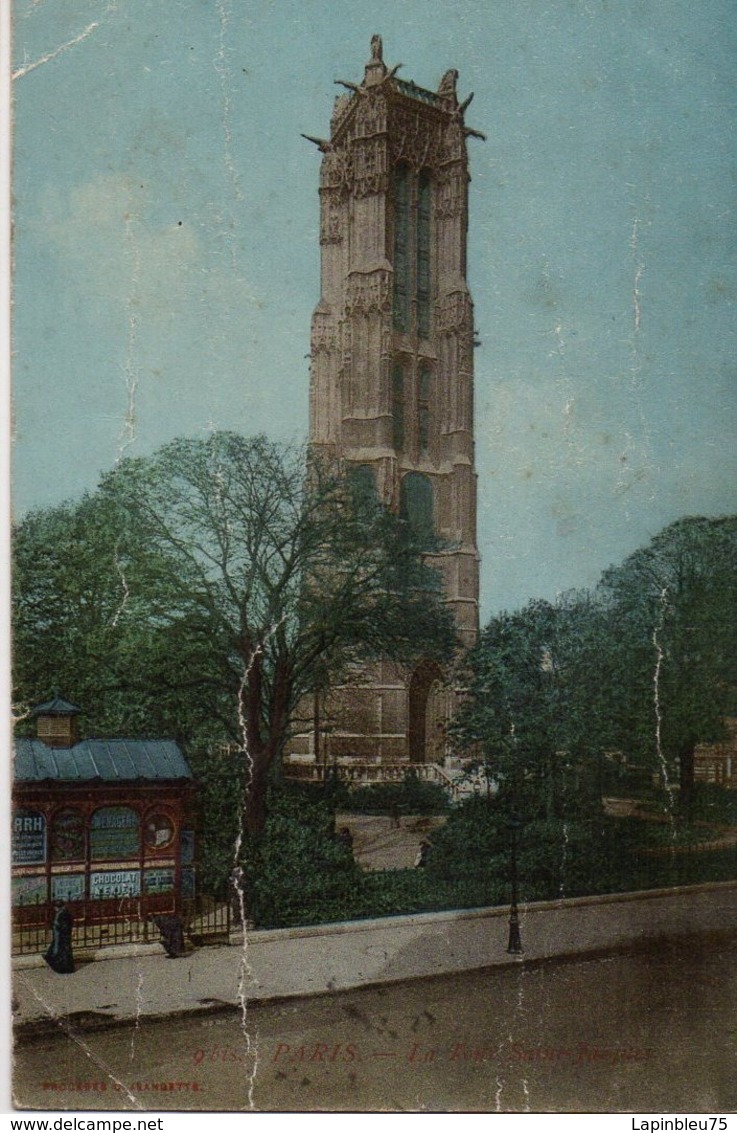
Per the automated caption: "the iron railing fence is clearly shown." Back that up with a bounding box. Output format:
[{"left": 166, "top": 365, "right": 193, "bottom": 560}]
[
  {"left": 12, "top": 894, "right": 231, "bottom": 956},
  {"left": 13, "top": 839, "right": 734, "bottom": 952}
]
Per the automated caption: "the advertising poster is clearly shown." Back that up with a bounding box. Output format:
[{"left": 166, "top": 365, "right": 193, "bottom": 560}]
[{"left": 8, "top": 0, "right": 737, "bottom": 1120}]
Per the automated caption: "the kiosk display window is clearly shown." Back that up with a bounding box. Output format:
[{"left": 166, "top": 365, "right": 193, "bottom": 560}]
[
  {"left": 144, "top": 813, "right": 175, "bottom": 850},
  {"left": 90, "top": 807, "right": 140, "bottom": 860},
  {"left": 12, "top": 810, "right": 46, "bottom": 866},
  {"left": 50, "top": 809, "right": 85, "bottom": 862}
]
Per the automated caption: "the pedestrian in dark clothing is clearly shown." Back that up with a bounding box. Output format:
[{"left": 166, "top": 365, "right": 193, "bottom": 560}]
[
  {"left": 415, "top": 839, "right": 432, "bottom": 868},
  {"left": 389, "top": 801, "right": 401, "bottom": 829},
  {"left": 43, "top": 903, "right": 75, "bottom": 974},
  {"left": 153, "top": 914, "right": 185, "bottom": 958},
  {"left": 336, "top": 826, "right": 354, "bottom": 854}
]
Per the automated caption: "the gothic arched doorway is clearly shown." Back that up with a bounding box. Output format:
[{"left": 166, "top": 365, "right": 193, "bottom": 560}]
[{"left": 408, "top": 661, "right": 446, "bottom": 764}]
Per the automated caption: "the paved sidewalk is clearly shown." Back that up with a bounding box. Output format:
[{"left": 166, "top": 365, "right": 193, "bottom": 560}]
[{"left": 13, "top": 881, "right": 737, "bottom": 1035}]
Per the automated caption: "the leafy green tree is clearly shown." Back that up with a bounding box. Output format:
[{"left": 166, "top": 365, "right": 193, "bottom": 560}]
[
  {"left": 598, "top": 515, "right": 737, "bottom": 807},
  {"left": 452, "top": 593, "right": 605, "bottom": 820},
  {"left": 12, "top": 492, "right": 234, "bottom": 742},
  {"left": 14, "top": 432, "right": 456, "bottom": 844},
  {"left": 452, "top": 516, "right": 737, "bottom": 822},
  {"left": 12, "top": 491, "right": 141, "bottom": 732}
]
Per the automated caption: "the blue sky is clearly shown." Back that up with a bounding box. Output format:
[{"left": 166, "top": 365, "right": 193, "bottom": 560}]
[{"left": 11, "top": 0, "right": 737, "bottom": 619}]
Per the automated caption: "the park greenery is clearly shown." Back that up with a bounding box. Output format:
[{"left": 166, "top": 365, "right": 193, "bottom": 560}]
[
  {"left": 327, "top": 771, "right": 451, "bottom": 816},
  {"left": 452, "top": 515, "right": 737, "bottom": 818},
  {"left": 11, "top": 428, "right": 737, "bottom": 922},
  {"left": 13, "top": 431, "right": 455, "bottom": 840},
  {"left": 242, "top": 785, "right": 737, "bottom": 930}
]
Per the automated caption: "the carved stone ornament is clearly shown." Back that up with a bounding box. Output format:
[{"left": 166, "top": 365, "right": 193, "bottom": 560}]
[
  {"left": 320, "top": 148, "right": 352, "bottom": 190},
  {"left": 438, "top": 68, "right": 459, "bottom": 100},
  {"left": 319, "top": 190, "right": 344, "bottom": 244},
  {"left": 331, "top": 93, "right": 352, "bottom": 125},
  {"left": 311, "top": 312, "right": 338, "bottom": 354},
  {"left": 389, "top": 109, "right": 444, "bottom": 171},
  {"left": 437, "top": 292, "right": 473, "bottom": 338},
  {"left": 351, "top": 137, "right": 388, "bottom": 197},
  {"left": 442, "top": 116, "right": 466, "bottom": 163},
  {"left": 353, "top": 91, "right": 387, "bottom": 139},
  {"left": 435, "top": 167, "right": 465, "bottom": 220},
  {"left": 459, "top": 339, "right": 474, "bottom": 374},
  {"left": 345, "top": 271, "right": 393, "bottom": 316},
  {"left": 341, "top": 322, "right": 352, "bottom": 371}
]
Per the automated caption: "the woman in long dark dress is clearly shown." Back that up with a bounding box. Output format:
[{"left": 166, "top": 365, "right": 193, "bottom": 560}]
[
  {"left": 43, "top": 903, "right": 75, "bottom": 974},
  {"left": 153, "top": 914, "right": 185, "bottom": 958}
]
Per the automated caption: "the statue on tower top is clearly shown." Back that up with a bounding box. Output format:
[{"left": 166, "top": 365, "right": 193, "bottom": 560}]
[{"left": 364, "top": 33, "right": 387, "bottom": 86}]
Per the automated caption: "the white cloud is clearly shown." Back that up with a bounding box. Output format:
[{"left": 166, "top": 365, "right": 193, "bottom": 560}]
[{"left": 31, "top": 173, "right": 261, "bottom": 325}]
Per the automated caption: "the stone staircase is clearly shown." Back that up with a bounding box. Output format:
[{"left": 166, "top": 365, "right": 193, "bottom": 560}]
[{"left": 283, "top": 758, "right": 496, "bottom": 803}]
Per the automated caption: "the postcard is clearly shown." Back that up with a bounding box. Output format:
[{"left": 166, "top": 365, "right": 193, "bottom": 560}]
[{"left": 8, "top": 0, "right": 737, "bottom": 1117}]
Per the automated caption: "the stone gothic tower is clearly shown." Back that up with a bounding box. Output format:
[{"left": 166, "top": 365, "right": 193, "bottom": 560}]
[{"left": 296, "top": 37, "right": 481, "bottom": 767}]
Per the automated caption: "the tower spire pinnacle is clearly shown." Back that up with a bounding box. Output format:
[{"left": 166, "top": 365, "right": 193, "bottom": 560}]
[{"left": 364, "top": 33, "right": 387, "bottom": 86}]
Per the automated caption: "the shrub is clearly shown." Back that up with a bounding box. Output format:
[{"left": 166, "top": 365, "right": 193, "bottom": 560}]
[
  {"left": 678, "top": 784, "right": 737, "bottom": 824},
  {"left": 241, "top": 785, "right": 737, "bottom": 929},
  {"left": 424, "top": 804, "right": 736, "bottom": 904},
  {"left": 336, "top": 771, "right": 450, "bottom": 816},
  {"left": 245, "top": 788, "right": 363, "bottom": 928},
  {"left": 423, "top": 796, "right": 508, "bottom": 878}
]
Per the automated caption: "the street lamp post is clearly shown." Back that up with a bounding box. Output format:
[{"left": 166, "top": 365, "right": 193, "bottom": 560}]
[{"left": 507, "top": 815, "right": 523, "bottom": 955}]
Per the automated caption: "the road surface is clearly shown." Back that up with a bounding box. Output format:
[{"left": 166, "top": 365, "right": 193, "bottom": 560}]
[{"left": 13, "top": 932, "right": 737, "bottom": 1112}]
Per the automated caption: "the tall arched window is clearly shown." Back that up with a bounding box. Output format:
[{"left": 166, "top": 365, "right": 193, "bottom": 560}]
[
  {"left": 348, "top": 464, "right": 378, "bottom": 508},
  {"left": 417, "top": 171, "right": 432, "bottom": 337},
  {"left": 392, "top": 165, "right": 432, "bottom": 335},
  {"left": 392, "top": 164, "right": 411, "bottom": 332},
  {"left": 392, "top": 364, "right": 405, "bottom": 451},
  {"left": 418, "top": 367, "right": 431, "bottom": 455},
  {"left": 400, "top": 472, "right": 434, "bottom": 545}
]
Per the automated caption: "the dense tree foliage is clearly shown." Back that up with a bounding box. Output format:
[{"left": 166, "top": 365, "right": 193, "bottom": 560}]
[
  {"left": 598, "top": 515, "right": 737, "bottom": 806},
  {"left": 452, "top": 592, "right": 607, "bottom": 819},
  {"left": 243, "top": 787, "right": 363, "bottom": 928},
  {"left": 15, "top": 441, "right": 735, "bottom": 910},
  {"left": 13, "top": 432, "right": 456, "bottom": 840},
  {"left": 453, "top": 516, "right": 737, "bottom": 813},
  {"left": 13, "top": 490, "right": 235, "bottom": 743}
]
